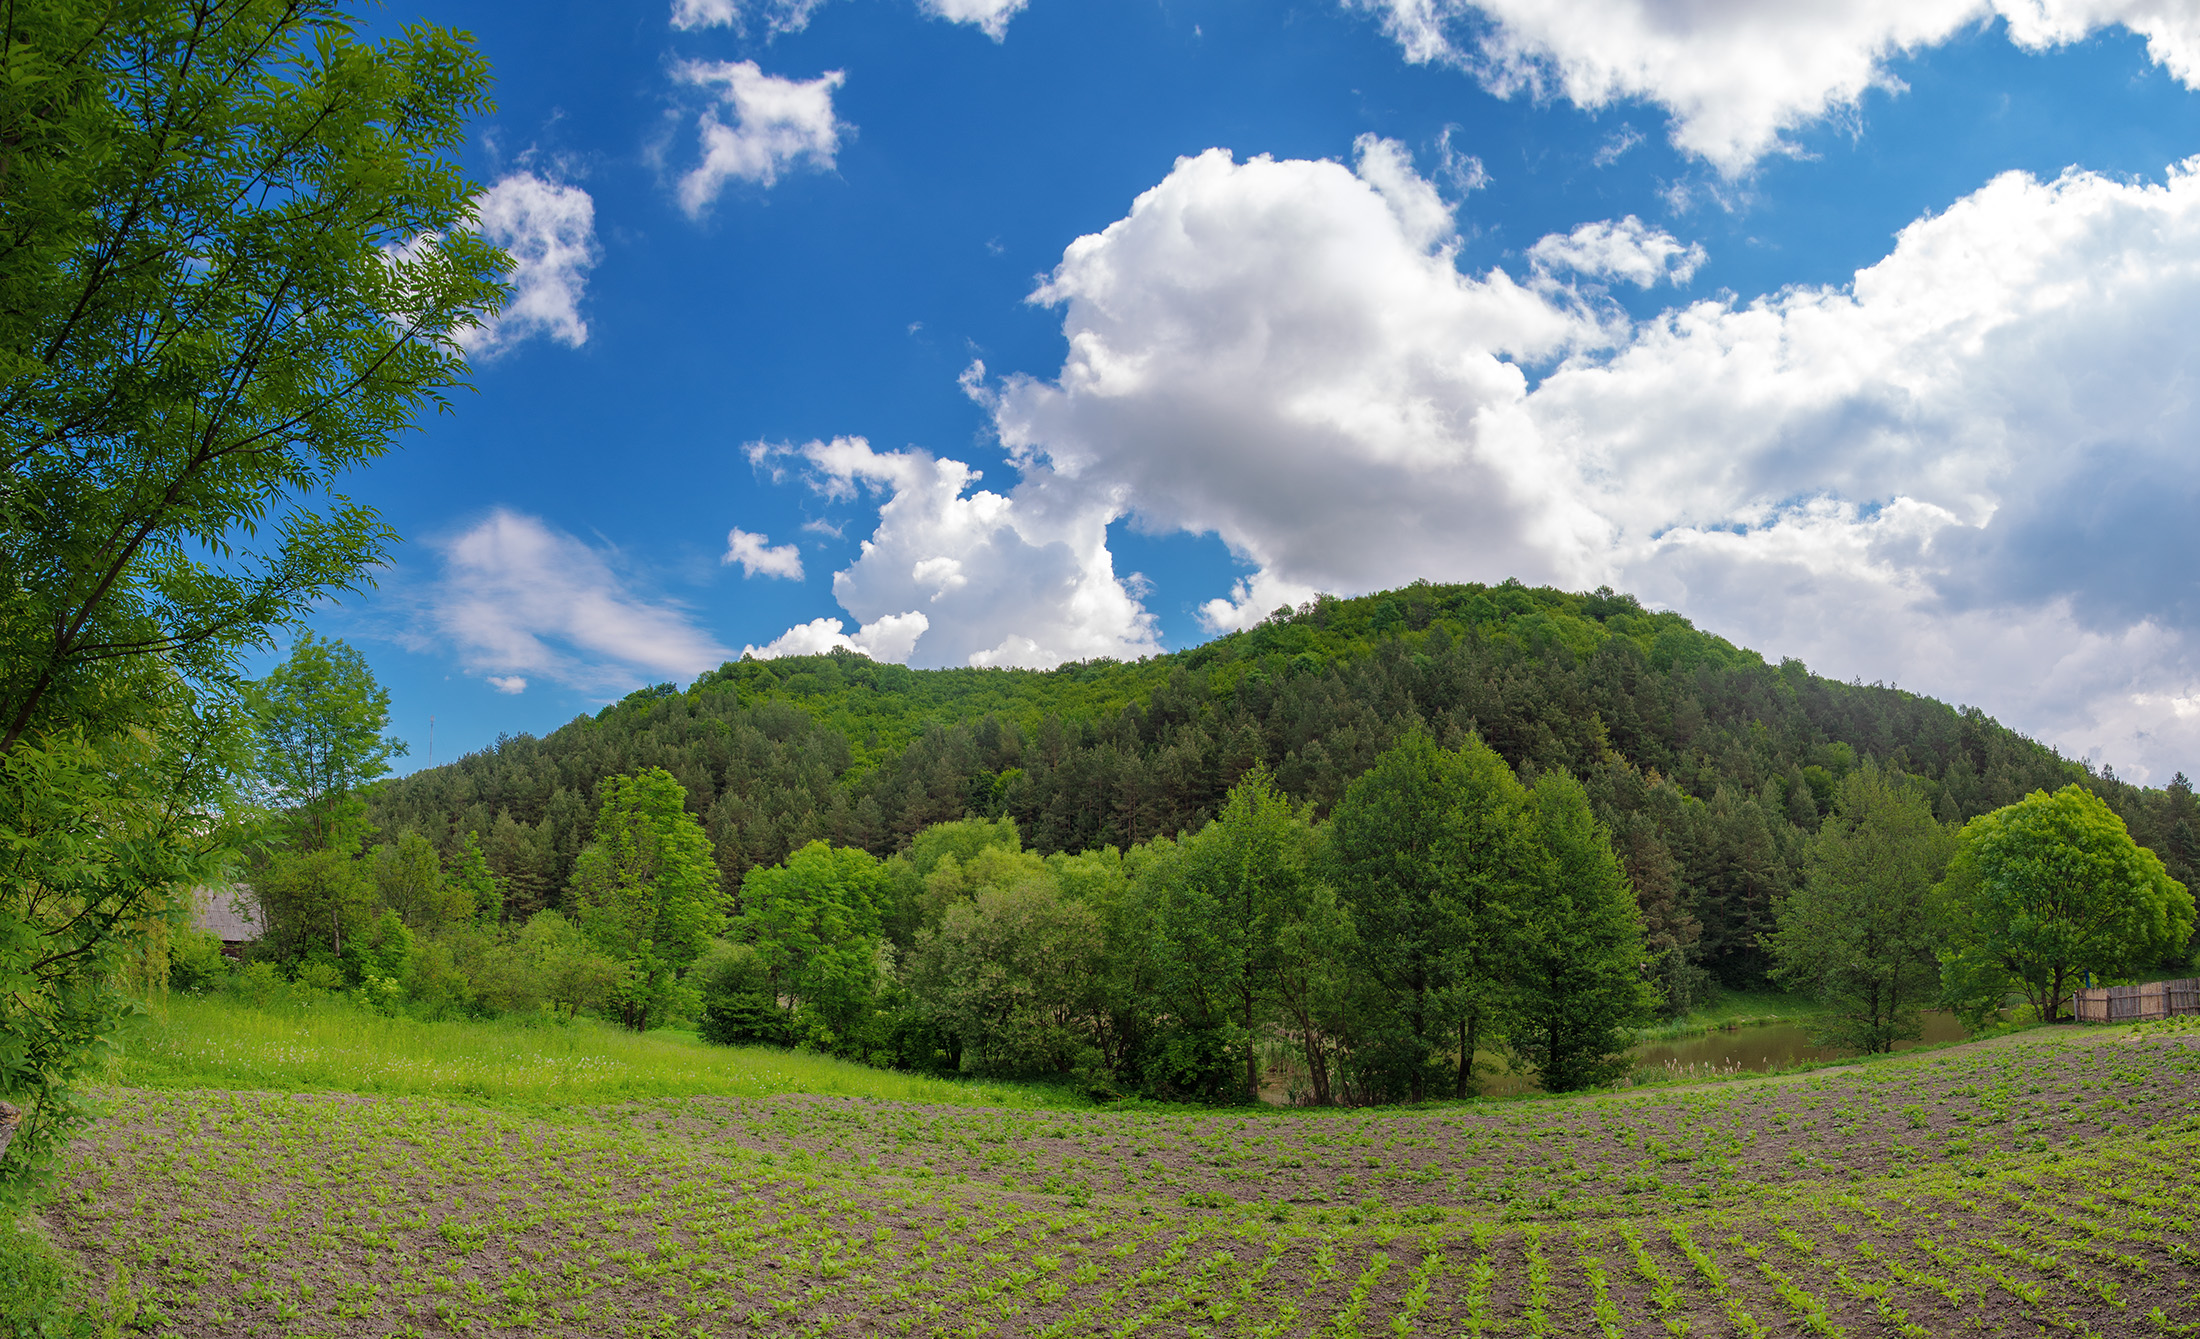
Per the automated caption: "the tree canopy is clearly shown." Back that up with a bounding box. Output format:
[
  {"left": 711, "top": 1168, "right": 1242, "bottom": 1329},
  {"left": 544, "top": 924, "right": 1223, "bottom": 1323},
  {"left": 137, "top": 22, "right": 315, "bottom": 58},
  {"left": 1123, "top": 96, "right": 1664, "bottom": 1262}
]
[
  {"left": 1769, "top": 764, "right": 1954, "bottom": 1052},
  {"left": 1939, "top": 784, "right": 2194, "bottom": 1023},
  {"left": 571, "top": 768, "right": 722, "bottom": 1030},
  {"left": 0, "top": 0, "right": 500, "bottom": 1192}
]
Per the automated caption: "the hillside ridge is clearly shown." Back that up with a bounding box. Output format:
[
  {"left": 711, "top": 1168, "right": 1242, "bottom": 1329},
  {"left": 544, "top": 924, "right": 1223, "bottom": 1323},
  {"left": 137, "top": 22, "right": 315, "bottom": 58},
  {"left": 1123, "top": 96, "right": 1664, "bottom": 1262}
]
[{"left": 370, "top": 581, "right": 2200, "bottom": 997}]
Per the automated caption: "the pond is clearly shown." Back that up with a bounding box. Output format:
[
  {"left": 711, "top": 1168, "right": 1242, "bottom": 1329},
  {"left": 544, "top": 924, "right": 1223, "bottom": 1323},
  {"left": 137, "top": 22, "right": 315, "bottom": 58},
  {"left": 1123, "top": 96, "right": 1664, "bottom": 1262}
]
[{"left": 1630, "top": 1010, "right": 1972, "bottom": 1081}]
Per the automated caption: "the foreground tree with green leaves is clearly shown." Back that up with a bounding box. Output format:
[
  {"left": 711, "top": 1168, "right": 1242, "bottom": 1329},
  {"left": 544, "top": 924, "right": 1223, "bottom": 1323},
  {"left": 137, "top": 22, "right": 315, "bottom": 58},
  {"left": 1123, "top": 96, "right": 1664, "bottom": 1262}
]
[
  {"left": 1327, "top": 731, "right": 1543, "bottom": 1102},
  {"left": 571, "top": 769, "right": 723, "bottom": 1031},
  {"left": 1938, "top": 784, "right": 2194, "bottom": 1022},
  {"left": 246, "top": 633, "right": 407, "bottom": 851},
  {"left": 1148, "top": 766, "right": 1321, "bottom": 1101},
  {"left": 1500, "top": 770, "right": 1656, "bottom": 1091},
  {"left": 737, "top": 840, "right": 888, "bottom": 1051},
  {"left": 1769, "top": 764, "right": 1955, "bottom": 1053},
  {"left": 0, "top": 0, "right": 501, "bottom": 1191}
]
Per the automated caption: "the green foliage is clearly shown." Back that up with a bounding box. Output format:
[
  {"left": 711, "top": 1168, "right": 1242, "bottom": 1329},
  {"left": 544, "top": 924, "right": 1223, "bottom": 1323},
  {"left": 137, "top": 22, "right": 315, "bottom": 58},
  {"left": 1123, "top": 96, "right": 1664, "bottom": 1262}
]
[
  {"left": 445, "top": 832, "right": 503, "bottom": 923},
  {"left": 0, "top": 0, "right": 500, "bottom": 1196},
  {"left": 369, "top": 578, "right": 2193, "bottom": 1011},
  {"left": 739, "top": 841, "right": 888, "bottom": 1054},
  {"left": 0, "top": 2, "right": 498, "bottom": 762},
  {"left": 1145, "top": 767, "right": 1321, "bottom": 1101},
  {"left": 488, "top": 911, "right": 622, "bottom": 1019},
  {"left": 1328, "top": 731, "right": 1541, "bottom": 1102},
  {"left": 0, "top": 703, "right": 241, "bottom": 1195},
  {"left": 570, "top": 769, "right": 723, "bottom": 1030},
  {"left": 1502, "top": 770, "right": 1656, "bottom": 1090},
  {"left": 371, "top": 830, "right": 470, "bottom": 932},
  {"left": 253, "top": 836, "right": 376, "bottom": 963},
  {"left": 247, "top": 634, "right": 406, "bottom": 850},
  {"left": 0, "top": 1214, "right": 86, "bottom": 1339},
  {"left": 1939, "top": 784, "right": 2196, "bottom": 1022},
  {"left": 693, "top": 941, "right": 791, "bottom": 1048},
  {"left": 908, "top": 878, "right": 1107, "bottom": 1078},
  {"left": 164, "top": 930, "right": 229, "bottom": 993},
  {"left": 1769, "top": 764, "right": 1955, "bottom": 1052}
]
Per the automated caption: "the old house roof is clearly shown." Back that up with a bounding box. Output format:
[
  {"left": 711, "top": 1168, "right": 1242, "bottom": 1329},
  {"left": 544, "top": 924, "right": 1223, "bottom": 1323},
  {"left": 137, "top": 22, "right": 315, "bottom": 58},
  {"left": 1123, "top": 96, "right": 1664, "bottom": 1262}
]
[{"left": 190, "top": 885, "right": 263, "bottom": 943}]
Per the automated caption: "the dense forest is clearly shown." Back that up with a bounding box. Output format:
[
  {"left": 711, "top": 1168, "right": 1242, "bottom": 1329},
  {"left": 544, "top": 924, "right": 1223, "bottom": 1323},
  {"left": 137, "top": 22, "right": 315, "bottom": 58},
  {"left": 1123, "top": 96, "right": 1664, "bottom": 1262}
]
[{"left": 367, "top": 581, "right": 2200, "bottom": 1008}]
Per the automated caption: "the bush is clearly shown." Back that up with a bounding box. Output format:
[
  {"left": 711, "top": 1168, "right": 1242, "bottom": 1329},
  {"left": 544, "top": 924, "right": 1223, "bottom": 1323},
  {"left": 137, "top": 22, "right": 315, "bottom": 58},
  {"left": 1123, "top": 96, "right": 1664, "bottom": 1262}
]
[
  {"left": 294, "top": 961, "right": 345, "bottom": 992},
  {"left": 694, "top": 942, "right": 794, "bottom": 1047},
  {"left": 166, "top": 931, "right": 229, "bottom": 993}
]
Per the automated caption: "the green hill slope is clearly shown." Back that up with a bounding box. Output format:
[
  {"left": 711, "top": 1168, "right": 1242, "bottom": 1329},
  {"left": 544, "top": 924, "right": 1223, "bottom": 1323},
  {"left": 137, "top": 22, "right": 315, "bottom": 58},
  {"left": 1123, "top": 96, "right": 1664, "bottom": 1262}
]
[{"left": 368, "top": 581, "right": 2200, "bottom": 994}]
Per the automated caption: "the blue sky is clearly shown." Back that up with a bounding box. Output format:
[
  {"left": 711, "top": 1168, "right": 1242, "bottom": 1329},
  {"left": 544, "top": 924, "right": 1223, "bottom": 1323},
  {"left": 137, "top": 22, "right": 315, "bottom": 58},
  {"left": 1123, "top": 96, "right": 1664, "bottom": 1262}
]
[{"left": 324, "top": 0, "right": 2200, "bottom": 782}]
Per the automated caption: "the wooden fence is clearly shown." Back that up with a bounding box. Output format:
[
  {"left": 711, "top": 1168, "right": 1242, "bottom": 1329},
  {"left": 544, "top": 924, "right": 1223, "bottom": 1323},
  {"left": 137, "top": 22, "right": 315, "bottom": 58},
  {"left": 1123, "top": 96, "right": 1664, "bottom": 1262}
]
[{"left": 2072, "top": 977, "right": 2200, "bottom": 1023}]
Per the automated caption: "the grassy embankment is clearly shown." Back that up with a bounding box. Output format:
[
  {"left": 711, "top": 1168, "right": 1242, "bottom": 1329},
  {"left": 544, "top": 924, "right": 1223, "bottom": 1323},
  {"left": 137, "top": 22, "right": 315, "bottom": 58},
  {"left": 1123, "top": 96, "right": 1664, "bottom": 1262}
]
[
  {"left": 23, "top": 995, "right": 2200, "bottom": 1337},
  {"left": 108, "top": 993, "right": 1076, "bottom": 1111}
]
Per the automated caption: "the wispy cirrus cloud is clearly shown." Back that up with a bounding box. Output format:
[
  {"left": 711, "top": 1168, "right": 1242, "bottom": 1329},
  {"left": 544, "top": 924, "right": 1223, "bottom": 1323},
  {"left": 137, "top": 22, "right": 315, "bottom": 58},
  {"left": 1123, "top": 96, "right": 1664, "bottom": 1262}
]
[
  {"left": 670, "top": 0, "right": 1029, "bottom": 40},
  {"left": 418, "top": 510, "right": 730, "bottom": 695}
]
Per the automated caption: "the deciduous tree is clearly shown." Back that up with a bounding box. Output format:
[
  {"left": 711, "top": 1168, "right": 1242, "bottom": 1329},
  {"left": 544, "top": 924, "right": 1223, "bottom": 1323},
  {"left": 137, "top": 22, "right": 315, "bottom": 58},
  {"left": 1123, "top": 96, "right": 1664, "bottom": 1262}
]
[
  {"left": 570, "top": 769, "right": 723, "bottom": 1030},
  {"left": 1769, "top": 764, "right": 1953, "bottom": 1052},
  {"left": 1327, "top": 731, "right": 1538, "bottom": 1102},
  {"left": 0, "top": 0, "right": 499, "bottom": 1191},
  {"left": 247, "top": 633, "right": 406, "bottom": 850},
  {"left": 1939, "top": 784, "right": 2194, "bottom": 1022},
  {"left": 1501, "top": 770, "right": 1655, "bottom": 1090}
]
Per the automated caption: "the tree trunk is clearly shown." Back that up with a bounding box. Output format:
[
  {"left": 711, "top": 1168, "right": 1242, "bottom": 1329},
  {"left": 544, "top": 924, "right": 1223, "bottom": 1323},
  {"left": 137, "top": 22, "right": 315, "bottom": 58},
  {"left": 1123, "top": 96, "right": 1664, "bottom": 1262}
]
[
  {"left": 1244, "top": 993, "right": 1259, "bottom": 1104},
  {"left": 1302, "top": 1026, "right": 1330, "bottom": 1106}
]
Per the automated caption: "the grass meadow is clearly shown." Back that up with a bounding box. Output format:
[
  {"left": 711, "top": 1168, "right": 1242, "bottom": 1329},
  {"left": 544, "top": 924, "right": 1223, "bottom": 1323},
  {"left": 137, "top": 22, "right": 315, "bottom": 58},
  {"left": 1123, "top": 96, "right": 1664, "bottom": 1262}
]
[
  {"left": 108, "top": 995, "right": 1070, "bottom": 1110},
  {"left": 16, "top": 996, "right": 2200, "bottom": 1337}
]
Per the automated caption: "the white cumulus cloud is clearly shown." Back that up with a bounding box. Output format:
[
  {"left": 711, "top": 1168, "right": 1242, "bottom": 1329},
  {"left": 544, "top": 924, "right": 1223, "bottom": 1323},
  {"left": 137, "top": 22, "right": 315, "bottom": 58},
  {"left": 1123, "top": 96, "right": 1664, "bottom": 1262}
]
[
  {"left": 1351, "top": 0, "right": 2200, "bottom": 173},
  {"left": 917, "top": 0, "right": 1028, "bottom": 40},
  {"left": 1529, "top": 216, "right": 1704, "bottom": 288},
  {"left": 422, "top": 510, "right": 731, "bottom": 694},
  {"left": 969, "top": 138, "right": 2200, "bottom": 781},
  {"left": 744, "top": 436, "right": 1159, "bottom": 668},
  {"left": 674, "top": 61, "right": 846, "bottom": 215},
  {"left": 987, "top": 139, "right": 1609, "bottom": 633},
  {"left": 745, "top": 611, "right": 932, "bottom": 662},
  {"left": 724, "top": 527, "right": 806, "bottom": 580},
  {"left": 461, "top": 172, "right": 600, "bottom": 356}
]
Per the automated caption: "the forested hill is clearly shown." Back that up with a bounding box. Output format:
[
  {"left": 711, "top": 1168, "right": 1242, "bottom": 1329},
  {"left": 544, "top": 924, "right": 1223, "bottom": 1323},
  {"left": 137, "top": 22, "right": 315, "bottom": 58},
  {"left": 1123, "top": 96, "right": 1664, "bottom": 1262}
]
[{"left": 368, "top": 581, "right": 2200, "bottom": 996}]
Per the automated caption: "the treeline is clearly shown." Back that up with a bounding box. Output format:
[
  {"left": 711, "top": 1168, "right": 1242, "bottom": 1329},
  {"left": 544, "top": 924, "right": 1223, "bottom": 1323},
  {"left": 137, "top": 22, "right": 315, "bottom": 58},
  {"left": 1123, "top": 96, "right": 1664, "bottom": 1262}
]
[
  {"left": 233, "top": 737, "right": 1656, "bottom": 1104},
  {"left": 699, "top": 737, "right": 1651, "bottom": 1103},
  {"left": 367, "top": 581, "right": 2200, "bottom": 1009}
]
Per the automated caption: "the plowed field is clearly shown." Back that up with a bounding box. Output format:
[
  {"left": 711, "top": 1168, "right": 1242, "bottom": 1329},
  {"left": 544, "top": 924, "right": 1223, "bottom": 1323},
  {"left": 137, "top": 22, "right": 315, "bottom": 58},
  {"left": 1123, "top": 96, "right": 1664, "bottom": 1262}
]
[{"left": 55, "top": 1019, "right": 2200, "bottom": 1337}]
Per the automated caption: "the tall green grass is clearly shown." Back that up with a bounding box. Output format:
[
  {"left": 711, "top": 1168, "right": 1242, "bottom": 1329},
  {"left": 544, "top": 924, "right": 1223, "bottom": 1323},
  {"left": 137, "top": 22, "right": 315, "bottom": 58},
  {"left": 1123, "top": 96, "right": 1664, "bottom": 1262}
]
[
  {"left": 0, "top": 1214, "right": 86, "bottom": 1339},
  {"left": 109, "top": 994, "right": 1076, "bottom": 1110}
]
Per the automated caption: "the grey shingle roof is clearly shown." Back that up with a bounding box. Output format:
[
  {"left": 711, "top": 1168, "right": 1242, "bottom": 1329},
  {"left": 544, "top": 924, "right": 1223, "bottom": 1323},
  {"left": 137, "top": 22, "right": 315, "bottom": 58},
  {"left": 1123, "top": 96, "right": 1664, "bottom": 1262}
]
[{"left": 190, "top": 885, "right": 263, "bottom": 943}]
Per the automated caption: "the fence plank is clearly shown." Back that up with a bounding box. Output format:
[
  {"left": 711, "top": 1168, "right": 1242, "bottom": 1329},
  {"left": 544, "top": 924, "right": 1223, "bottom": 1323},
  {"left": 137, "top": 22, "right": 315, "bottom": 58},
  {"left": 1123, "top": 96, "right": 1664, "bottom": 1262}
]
[{"left": 2073, "top": 977, "right": 2200, "bottom": 1023}]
